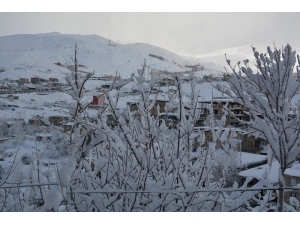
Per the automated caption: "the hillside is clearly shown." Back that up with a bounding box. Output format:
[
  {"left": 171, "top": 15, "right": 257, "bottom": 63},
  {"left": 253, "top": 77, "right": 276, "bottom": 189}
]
[
  {"left": 196, "top": 43, "right": 275, "bottom": 72},
  {"left": 0, "top": 32, "right": 223, "bottom": 81}
]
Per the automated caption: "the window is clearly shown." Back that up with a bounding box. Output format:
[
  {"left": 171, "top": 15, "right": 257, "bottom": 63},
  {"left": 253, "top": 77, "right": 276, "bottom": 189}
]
[
  {"left": 255, "top": 141, "right": 261, "bottom": 148},
  {"left": 290, "top": 177, "right": 297, "bottom": 186},
  {"left": 248, "top": 141, "right": 253, "bottom": 147}
]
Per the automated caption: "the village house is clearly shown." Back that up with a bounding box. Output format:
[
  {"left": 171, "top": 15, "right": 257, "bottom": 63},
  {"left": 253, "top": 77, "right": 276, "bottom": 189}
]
[
  {"left": 63, "top": 116, "right": 71, "bottom": 122},
  {"left": 62, "top": 122, "right": 73, "bottom": 133},
  {"left": 0, "top": 138, "right": 9, "bottom": 144},
  {"left": 158, "top": 75, "right": 176, "bottom": 86},
  {"left": 238, "top": 160, "right": 300, "bottom": 205},
  {"left": 50, "top": 82, "right": 62, "bottom": 90},
  {"left": 127, "top": 94, "right": 171, "bottom": 118},
  {"left": 106, "top": 113, "right": 117, "bottom": 127},
  {"left": 28, "top": 115, "right": 49, "bottom": 126},
  {"left": 122, "top": 88, "right": 139, "bottom": 96},
  {"left": 202, "top": 75, "right": 217, "bottom": 82},
  {"left": 149, "top": 99, "right": 169, "bottom": 116},
  {"left": 4, "top": 120, "right": 23, "bottom": 128},
  {"left": 192, "top": 127, "right": 266, "bottom": 154},
  {"left": 196, "top": 96, "right": 250, "bottom": 128},
  {"left": 126, "top": 101, "right": 142, "bottom": 121},
  {"left": 27, "top": 85, "right": 37, "bottom": 93},
  {"left": 89, "top": 94, "right": 105, "bottom": 108},
  {"left": 16, "top": 85, "right": 28, "bottom": 93},
  {"left": 193, "top": 125, "right": 264, "bottom": 153},
  {"left": 101, "top": 83, "right": 111, "bottom": 89},
  {"left": 31, "top": 77, "right": 40, "bottom": 84},
  {"left": 49, "top": 77, "right": 59, "bottom": 83},
  {"left": 150, "top": 87, "right": 163, "bottom": 94},
  {"left": 48, "top": 115, "right": 64, "bottom": 126},
  {"left": 18, "top": 78, "right": 29, "bottom": 86},
  {"left": 185, "top": 64, "right": 204, "bottom": 72},
  {"left": 36, "top": 133, "right": 52, "bottom": 141},
  {"left": 0, "top": 82, "right": 17, "bottom": 94},
  {"left": 240, "top": 135, "right": 266, "bottom": 154},
  {"left": 182, "top": 75, "right": 191, "bottom": 82},
  {"left": 283, "top": 162, "right": 300, "bottom": 204},
  {"left": 0, "top": 85, "right": 7, "bottom": 94},
  {"left": 99, "top": 75, "right": 113, "bottom": 81}
]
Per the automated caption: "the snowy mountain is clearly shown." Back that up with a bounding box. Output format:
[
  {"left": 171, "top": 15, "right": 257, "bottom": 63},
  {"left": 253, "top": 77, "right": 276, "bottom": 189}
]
[
  {"left": 0, "top": 32, "right": 223, "bottom": 81},
  {"left": 196, "top": 43, "right": 274, "bottom": 72}
]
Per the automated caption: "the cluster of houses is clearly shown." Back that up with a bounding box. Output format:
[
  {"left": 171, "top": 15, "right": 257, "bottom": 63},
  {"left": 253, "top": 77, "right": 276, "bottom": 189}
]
[
  {"left": 126, "top": 94, "right": 265, "bottom": 153},
  {"left": 124, "top": 88, "right": 300, "bottom": 205},
  {"left": 1, "top": 70, "right": 299, "bottom": 206},
  {"left": 0, "top": 76, "right": 63, "bottom": 94},
  {"left": 1, "top": 114, "right": 73, "bottom": 138}
]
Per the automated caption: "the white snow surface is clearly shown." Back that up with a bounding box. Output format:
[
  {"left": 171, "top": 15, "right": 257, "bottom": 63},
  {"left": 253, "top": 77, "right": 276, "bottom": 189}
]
[
  {"left": 239, "top": 160, "right": 300, "bottom": 182},
  {"left": 196, "top": 43, "right": 282, "bottom": 72},
  {"left": 216, "top": 150, "right": 267, "bottom": 168},
  {"left": 238, "top": 160, "right": 280, "bottom": 183},
  {"left": 284, "top": 163, "right": 300, "bottom": 177},
  {"left": 0, "top": 92, "right": 72, "bottom": 123},
  {"left": 0, "top": 32, "right": 223, "bottom": 81}
]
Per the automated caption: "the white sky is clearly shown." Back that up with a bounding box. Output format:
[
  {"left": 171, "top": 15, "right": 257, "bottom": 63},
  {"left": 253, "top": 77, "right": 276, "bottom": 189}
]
[{"left": 1, "top": 1, "right": 300, "bottom": 56}]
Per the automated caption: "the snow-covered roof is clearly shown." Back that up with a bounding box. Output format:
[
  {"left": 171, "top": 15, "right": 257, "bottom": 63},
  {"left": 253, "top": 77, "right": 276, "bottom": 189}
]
[
  {"left": 63, "top": 122, "right": 74, "bottom": 126},
  {"left": 239, "top": 160, "right": 300, "bottom": 182},
  {"left": 284, "top": 163, "right": 300, "bottom": 177},
  {"left": 0, "top": 138, "right": 9, "bottom": 141},
  {"left": 216, "top": 150, "right": 267, "bottom": 168},
  {"left": 238, "top": 161, "right": 280, "bottom": 183},
  {"left": 36, "top": 133, "right": 52, "bottom": 137},
  {"left": 201, "top": 126, "right": 245, "bottom": 134},
  {"left": 197, "top": 96, "right": 234, "bottom": 103},
  {"left": 238, "top": 152, "right": 267, "bottom": 167}
]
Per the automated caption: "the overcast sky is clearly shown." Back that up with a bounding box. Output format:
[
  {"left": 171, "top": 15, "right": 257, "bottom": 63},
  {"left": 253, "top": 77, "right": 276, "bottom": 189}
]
[{"left": 0, "top": 12, "right": 299, "bottom": 56}]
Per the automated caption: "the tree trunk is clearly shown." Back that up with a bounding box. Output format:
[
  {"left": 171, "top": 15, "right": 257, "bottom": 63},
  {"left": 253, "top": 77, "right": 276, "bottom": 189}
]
[
  {"left": 277, "top": 170, "right": 285, "bottom": 212},
  {"left": 278, "top": 183, "right": 284, "bottom": 212}
]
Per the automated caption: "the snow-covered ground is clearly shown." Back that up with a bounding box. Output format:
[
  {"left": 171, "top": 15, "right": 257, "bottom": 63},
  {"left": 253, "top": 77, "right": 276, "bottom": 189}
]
[
  {"left": 0, "top": 79, "right": 231, "bottom": 122},
  {"left": 0, "top": 92, "right": 71, "bottom": 123}
]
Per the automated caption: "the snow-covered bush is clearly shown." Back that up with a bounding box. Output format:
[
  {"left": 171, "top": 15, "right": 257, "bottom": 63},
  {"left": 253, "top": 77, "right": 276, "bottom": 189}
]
[
  {"left": 0, "top": 136, "right": 23, "bottom": 155},
  {"left": 21, "top": 154, "right": 32, "bottom": 165},
  {"left": 0, "top": 45, "right": 270, "bottom": 212},
  {"left": 44, "top": 130, "right": 68, "bottom": 159},
  {"left": 43, "top": 47, "right": 263, "bottom": 212},
  {"left": 215, "top": 44, "right": 300, "bottom": 212}
]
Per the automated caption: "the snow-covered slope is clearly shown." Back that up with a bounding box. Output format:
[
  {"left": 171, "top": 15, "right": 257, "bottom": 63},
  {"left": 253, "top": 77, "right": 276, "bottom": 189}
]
[
  {"left": 0, "top": 32, "right": 223, "bottom": 81},
  {"left": 196, "top": 44, "right": 270, "bottom": 72}
]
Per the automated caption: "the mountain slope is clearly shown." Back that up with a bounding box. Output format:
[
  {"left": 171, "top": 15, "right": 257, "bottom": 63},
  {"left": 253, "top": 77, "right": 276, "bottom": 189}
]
[
  {"left": 0, "top": 32, "right": 223, "bottom": 81},
  {"left": 196, "top": 44, "right": 271, "bottom": 72}
]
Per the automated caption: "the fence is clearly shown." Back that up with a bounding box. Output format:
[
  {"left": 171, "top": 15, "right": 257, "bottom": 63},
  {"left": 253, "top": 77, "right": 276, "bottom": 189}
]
[{"left": 1, "top": 182, "right": 299, "bottom": 211}]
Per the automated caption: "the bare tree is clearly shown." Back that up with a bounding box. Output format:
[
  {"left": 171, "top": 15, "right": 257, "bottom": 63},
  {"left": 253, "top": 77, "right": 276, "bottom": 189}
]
[
  {"left": 215, "top": 44, "right": 300, "bottom": 212},
  {"left": 46, "top": 51, "right": 264, "bottom": 211},
  {"left": 0, "top": 45, "right": 272, "bottom": 212}
]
